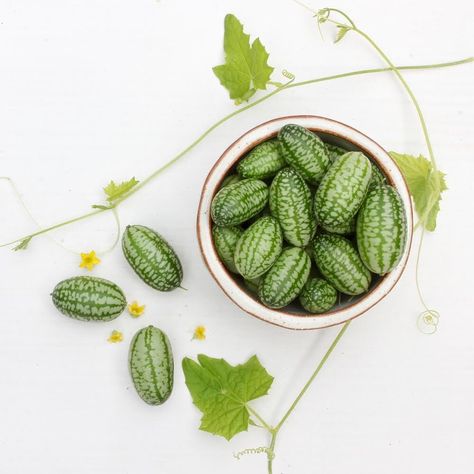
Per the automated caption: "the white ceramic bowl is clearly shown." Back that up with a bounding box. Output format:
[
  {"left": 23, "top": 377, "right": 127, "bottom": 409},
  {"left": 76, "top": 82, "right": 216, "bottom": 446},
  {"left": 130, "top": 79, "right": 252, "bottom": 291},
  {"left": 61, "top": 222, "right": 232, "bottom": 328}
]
[{"left": 197, "top": 115, "right": 413, "bottom": 330}]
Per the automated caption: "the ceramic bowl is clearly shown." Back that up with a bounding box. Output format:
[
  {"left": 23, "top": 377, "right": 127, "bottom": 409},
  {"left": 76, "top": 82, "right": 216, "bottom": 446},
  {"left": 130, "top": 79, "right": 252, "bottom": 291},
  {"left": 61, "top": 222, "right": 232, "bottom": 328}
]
[{"left": 197, "top": 115, "right": 413, "bottom": 330}]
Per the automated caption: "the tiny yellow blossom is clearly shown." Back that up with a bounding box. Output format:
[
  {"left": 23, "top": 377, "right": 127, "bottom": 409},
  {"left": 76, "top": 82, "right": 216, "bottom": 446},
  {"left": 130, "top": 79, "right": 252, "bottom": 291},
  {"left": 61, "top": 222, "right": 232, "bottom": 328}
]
[
  {"left": 107, "top": 330, "right": 123, "bottom": 343},
  {"left": 128, "top": 301, "right": 146, "bottom": 318},
  {"left": 193, "top": 325, "right": 206, "bottom": 341},
  {"left": 79, "top": 250, "right": 101, "bottom": 271}
]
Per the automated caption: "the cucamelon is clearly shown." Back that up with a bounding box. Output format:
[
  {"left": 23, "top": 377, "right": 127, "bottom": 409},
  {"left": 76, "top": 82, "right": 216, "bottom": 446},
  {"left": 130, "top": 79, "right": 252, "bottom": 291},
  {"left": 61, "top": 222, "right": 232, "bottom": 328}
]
[
  {"left": 51, "top": 276, "right": 126, "bottom": 321},
  {"left": 325, "top": 142, "right": 347, "bottom": 161},
  {"left": 369, "top": 163, "right": 386, "bottom": 189},
  {"left": 122, "top": 225, "right": 183, "bottom": 291},
  {"left": 220, "top": 173, "right": 241, "bottom": 189},
  {"left": 322, "top": 217, "right": 356, "bottom": 235},
  {"left": 234, "top": 216, "right": 283, "bottom": 279},
  {"left": 237, "top": 140, "right": 286, "bottom": 179},
  {"left": 211, "top": 179, "right": 268, "bottom": 226},
  {"left": 356, "top": 184, "right": 407, "bottom": 274},
  {"left": 299, "top": 277, "right": 337, "bottom": 313},
  {"left": 259, "top": 247, "right": 311, "bottom": 308},
  {"left": 212, "top": 225, "right": 244, "bottom": 274},
  {"left": 314, "top": 152, "right": 372, "bottom": 230},
  {"left": 244, "top": 277, "right": 261, "bottom": 294},
  {"left": 269, "top": 167, "right": 316, "bottom": 247},
  {"left": 278, "top": 124, "right": 330, "bottom": 184},
  {"left": 312, "top": 234, "right": 371, "bottom": 295},
  {"left": 129, "top": 325, "right": 174, "bottom": 405}
]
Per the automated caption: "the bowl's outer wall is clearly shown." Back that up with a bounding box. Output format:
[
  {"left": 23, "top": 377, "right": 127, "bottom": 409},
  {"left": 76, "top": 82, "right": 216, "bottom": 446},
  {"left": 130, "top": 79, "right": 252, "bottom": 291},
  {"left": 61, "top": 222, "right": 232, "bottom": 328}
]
[{"left": 197, "top": 115, "right": 413, "bottom": 330}]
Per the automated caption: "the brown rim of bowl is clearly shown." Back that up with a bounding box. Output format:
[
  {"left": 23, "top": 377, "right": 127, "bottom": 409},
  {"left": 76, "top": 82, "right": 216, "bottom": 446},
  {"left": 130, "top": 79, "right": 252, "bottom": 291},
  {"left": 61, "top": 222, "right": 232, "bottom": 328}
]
[{"left": 196, "top": 115, "right": 413, "bottom": 330}]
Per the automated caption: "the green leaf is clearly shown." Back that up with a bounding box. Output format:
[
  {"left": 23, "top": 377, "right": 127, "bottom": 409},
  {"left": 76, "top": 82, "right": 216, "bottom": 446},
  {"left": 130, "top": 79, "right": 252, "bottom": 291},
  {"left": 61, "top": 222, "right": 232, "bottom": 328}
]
[
  {"left": 182, "top": 354, "right": 274, "bottom": 440},
  {"left": 390, "top": 152, "right": 447, "bottom": 231},
  {"left": 334, "top": 26, "right": 350, "bottom": 43},
  {"left": 103, "top": 177, "right": 139, "bottom": 204},
  {"left": 213, "top": 14, "right": 274, "bottom": 104},
  {"left": 13, "top": 236, "right": 32, "bottom": 251}
]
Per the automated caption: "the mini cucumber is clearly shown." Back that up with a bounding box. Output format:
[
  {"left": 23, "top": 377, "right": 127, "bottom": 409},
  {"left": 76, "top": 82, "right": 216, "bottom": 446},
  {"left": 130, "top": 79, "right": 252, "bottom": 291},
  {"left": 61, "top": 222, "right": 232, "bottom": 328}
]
[
  {"left": 269, "top": 167, "right": 316, "bottom": 247},
  {"left": 212, "top": 225, "right": 244, "bottom": 274},
  {"left": 368, "top": 163, "right": 386, "bottom": 189},
  {"left": 211, "top": 179, "right": 268, "bottom": 226},
  {"left": 314, "top": 152, "right": 372, "bottom": 230},
  {"left": 237, "top": 140, "right": 286, "bottom": 179},
  {"left": 51, "top": 276, "right": 126, "bottom": 322},
  {"left": 122, "top": 225, "right": 183, "bottom": 291},
  {"left": 259, "top": 247, "right": 311, "bottom": 308},
  {"left": 325, "top": 142, "right": 347, "bottom": 161},
  {"left": 129, "top": 325, "right": 174, "bottom": 405},
  {"left": 244, "top": 277, "right": 261, "bottom": 294},
  {"left": 220, "top": 173, "right": 241, "bottom": 189},
  {"left": 326, "top": 144, "right": 386, "bottom": 190},
  {"left": 312, "top": 234, "right": 371, "bottom": 295},
  {"left": 234, "top": 216, "right": 283, "bottom": 279},
  {"left": 322, "top": 217, "right": 356, "bottom": 235},
  {"left": 278, "top": 124, "right": 331, "bottom": 184},
  {"left": 356, "top": 184, "right": 407, "bottom": 274},
  {"left": 299, "top": 277, "right": 337, "bottom": 313}
]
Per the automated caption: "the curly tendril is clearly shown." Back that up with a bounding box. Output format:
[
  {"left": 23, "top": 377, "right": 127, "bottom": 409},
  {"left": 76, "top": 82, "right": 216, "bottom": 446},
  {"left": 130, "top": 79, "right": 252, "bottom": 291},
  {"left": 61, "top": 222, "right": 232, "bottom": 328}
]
[{"left": 233, "top": 446, "right": 274, "bottom": 461}]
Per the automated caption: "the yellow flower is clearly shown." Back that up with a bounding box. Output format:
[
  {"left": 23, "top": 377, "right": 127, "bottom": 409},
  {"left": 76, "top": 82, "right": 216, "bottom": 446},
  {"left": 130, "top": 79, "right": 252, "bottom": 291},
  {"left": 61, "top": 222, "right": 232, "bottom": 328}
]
[
  {"left": 193, "top": 325, "right": 206, "bottom": 341},
  {"left": 79, "top": 250, "right": 101, "bottom": 271},
  {"left": 128, "top": 301, "right": 146, "bottom": 318},
  {"left": 107, "top": 330, "right": 123, "bottom": 343}
]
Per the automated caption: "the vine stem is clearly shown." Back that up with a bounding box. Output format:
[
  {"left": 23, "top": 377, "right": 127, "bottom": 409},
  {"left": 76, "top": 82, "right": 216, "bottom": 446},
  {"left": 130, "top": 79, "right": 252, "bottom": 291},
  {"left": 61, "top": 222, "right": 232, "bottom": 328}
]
[
  {"left": 352, "top": 29, "right": 438, "bottom": 171},
  {"left": 247, "top": 405, "right": 274, "bottom": 433},
  {"left": 264, "top": 321, "right": 351, "bottom": 473},
  {"left": 1, "top": 58, "right": 472, "bottom": 249}
]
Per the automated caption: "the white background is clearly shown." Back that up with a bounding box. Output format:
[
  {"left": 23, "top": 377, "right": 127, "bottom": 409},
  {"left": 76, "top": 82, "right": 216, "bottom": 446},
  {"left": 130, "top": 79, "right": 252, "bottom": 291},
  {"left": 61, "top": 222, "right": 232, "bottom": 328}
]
[{"left": 1, "top": 0, "right": 473, "bottom": 473}]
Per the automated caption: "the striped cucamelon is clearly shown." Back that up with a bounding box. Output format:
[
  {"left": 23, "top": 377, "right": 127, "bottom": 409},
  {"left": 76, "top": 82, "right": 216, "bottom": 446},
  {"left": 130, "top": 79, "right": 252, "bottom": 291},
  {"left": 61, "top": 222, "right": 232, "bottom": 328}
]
[
  {"left": 211, "top": 179, "right": 268, "bottom": 226},
  {"left": 212, "top": 225, "right": 244, "bottom": 274},
  {"left": 220, "top": 173, "right": 241, "bottom": 189},
  {"left": 279, "top": 124, "right": 330, "bottom": 184},
  {"left": 244, "top": 277, "right": 261, "bottom": 294},
  {"left": 234, "top": 216, "right": 283, "bottom": 279},
  {"left": 122, "top": 225, "right": 183, "bottom": 291},
  {"left": 325, "top": 142, "right": 347, "bottom": 161},
  {"left": 356, "top": 184, "right": 407, "bottom": 274},
  {"left": 51, "top": 276, "right": 126, "bottom": 321},
  {"left": 326, "top": 143, "right": 386, "bottom": 190},
  {"left": 129, "top": 326, "right": 174, "bottom": 405},
  {"left": 322, "top": 217, "right": 356, "bottom": 235},
  {"left": 369, "top": 163, "right": 386, "bottom": 189},
  {"left": 237, "top": 140, "right": 286, "bottom": 179},
  {"left": 245, "top": 205, "right": 271, "bottom": 227},
  {"left": 314, "top": 152, "right": 372, "bottom": 230},
  {"left": 269, "top": 167, "right": 316, "bottom": 247},
  {"left": 312, "top": 234, "right": 371, "bottom": 295},
  {"left": 259, "top": 247, "right": 311, "bottom": 308},
  {"left": 299, "top": 277, "right": 337, "bottom": 313}
]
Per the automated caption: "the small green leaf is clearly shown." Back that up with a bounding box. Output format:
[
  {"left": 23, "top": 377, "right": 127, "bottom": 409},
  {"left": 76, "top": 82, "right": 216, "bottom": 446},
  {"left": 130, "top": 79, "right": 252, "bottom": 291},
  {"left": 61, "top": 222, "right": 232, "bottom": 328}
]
[
  {"left": 13, "top": 236, "right": 32, "bottom": 251},
  {"left": 91, "top": 204, "right": 112, "bottom": 210},
  {"left": 103, "top": 177, "right": 139, "bottom": 204},
  {"left": 213, "top": 14, "right": 274, "bottom": 103},
  {"left": 390, "top": 152, "right": 447, "bottom": 231},
  {"left": 182, "top": 354, "right": 274, "bottom": 440},
  {"left": 334, "top": 26, "right": 350, "bottom": 43}
]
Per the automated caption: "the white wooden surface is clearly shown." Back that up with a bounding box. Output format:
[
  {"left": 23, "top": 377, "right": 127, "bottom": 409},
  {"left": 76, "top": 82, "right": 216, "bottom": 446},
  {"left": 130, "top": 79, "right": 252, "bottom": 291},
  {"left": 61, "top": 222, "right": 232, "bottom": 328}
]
[{"left": 0, "top": 1, "right": 473, "bottom": 473}]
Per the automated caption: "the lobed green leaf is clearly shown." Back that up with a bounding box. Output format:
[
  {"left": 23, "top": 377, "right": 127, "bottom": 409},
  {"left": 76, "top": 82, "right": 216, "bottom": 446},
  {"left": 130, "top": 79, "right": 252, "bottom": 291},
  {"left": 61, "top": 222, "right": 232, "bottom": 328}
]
[{"left": 182, "top": 354, "right": 273, "bottom": 440}]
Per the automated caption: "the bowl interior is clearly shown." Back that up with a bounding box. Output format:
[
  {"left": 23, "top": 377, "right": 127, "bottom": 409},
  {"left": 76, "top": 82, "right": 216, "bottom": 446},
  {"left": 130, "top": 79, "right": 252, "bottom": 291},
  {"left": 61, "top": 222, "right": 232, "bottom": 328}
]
[{"left": 197, "top": 115, "right": 413, "bottom": 330}]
